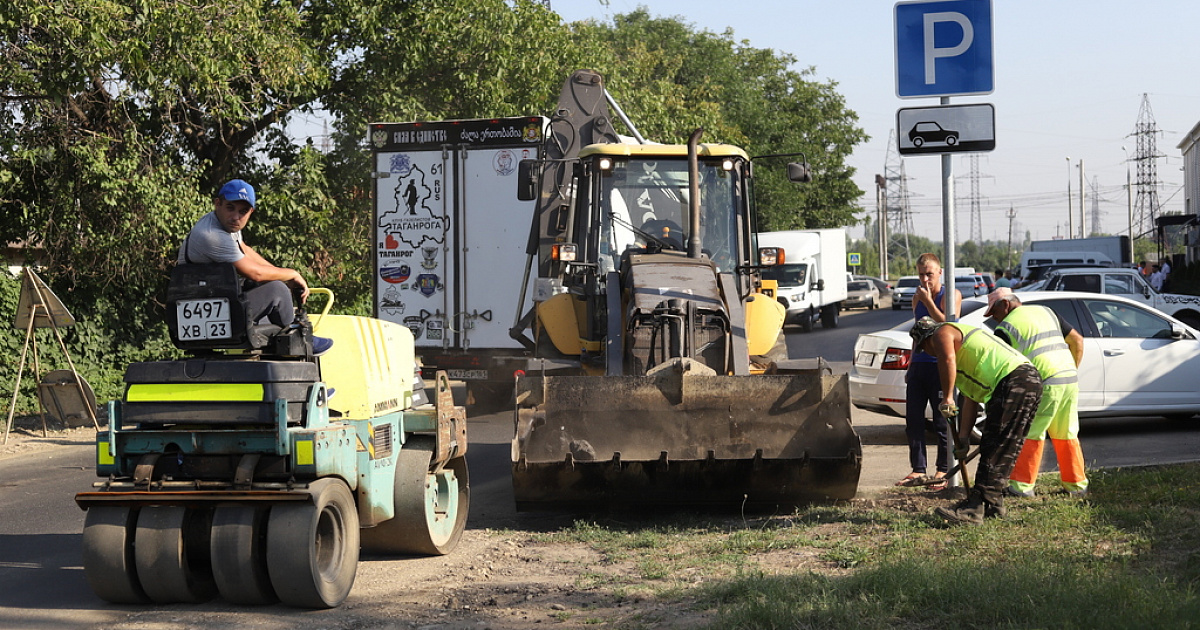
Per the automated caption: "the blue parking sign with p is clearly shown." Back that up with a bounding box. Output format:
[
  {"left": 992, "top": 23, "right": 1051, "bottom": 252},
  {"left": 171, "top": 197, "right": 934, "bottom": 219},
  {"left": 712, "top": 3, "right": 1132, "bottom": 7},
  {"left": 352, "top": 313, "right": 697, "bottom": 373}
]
[{"left": 895, "top": 0, "right": 993, "bottom": 98}]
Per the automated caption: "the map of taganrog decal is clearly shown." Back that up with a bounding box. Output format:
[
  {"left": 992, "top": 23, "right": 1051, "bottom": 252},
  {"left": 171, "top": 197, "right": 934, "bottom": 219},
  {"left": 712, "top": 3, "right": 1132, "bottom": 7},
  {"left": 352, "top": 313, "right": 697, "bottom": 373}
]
[
  {"left": 378, "top": 153, "right": 446, "bottom": 322},
  {"left": 378, "top": 153, "right": 447, "bottom": 250}
]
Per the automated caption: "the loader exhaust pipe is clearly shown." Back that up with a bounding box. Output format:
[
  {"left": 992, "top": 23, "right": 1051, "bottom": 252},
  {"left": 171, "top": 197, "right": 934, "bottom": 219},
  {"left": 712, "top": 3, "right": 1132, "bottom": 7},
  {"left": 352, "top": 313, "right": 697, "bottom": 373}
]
[{"left": 687, "top": 129, "right": 703, "bottom": 259}]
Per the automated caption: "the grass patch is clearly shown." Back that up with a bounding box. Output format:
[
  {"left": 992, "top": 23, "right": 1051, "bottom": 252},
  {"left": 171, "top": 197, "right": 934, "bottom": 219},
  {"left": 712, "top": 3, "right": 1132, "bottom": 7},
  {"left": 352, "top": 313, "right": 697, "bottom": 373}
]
[{"left": 526, "top": 463, "right": 1200, "bottom": 628}]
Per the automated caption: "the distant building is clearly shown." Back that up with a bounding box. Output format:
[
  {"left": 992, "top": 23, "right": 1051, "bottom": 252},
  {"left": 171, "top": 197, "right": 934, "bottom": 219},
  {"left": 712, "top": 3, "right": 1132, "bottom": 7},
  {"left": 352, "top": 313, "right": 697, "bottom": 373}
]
[{"left": 1179, "top": 120, "right": 1200, "bottom": 265}]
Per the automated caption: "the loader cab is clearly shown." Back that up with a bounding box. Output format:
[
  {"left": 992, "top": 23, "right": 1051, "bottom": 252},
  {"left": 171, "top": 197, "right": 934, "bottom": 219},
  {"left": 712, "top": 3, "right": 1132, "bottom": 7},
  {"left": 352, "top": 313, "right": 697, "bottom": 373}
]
[{"left": 576, "top": 144, "right": 746, "bottom": 276}]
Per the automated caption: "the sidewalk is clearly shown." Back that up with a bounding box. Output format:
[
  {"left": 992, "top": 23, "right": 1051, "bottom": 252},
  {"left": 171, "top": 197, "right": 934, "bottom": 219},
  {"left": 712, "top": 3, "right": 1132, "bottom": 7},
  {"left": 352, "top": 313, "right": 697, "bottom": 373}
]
[{"left": 852, "top": 405, "right": 945, "bottom": 496}]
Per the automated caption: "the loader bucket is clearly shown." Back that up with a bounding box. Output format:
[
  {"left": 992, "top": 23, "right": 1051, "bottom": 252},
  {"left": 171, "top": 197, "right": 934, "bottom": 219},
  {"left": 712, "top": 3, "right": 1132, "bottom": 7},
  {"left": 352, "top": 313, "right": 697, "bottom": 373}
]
[{"left": 511, "top": 361, "right": 862, "bottom": 511}]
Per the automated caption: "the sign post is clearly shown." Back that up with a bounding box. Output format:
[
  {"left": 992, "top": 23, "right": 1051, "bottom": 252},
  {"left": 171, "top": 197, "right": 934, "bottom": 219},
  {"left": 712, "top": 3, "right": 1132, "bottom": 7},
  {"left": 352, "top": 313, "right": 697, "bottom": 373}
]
[
  {"left": 895, "top": 0, "right": 993, "bottom": 488},
  {"left": 895, "top": 0, "right": 993, "bottom": 320}
]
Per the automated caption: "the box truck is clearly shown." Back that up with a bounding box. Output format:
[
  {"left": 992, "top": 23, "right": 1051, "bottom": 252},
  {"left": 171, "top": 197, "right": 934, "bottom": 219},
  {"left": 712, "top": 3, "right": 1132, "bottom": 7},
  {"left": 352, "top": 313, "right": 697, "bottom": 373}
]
[{"left": 757, "top": 229, "right": 849, "bottom": 332}]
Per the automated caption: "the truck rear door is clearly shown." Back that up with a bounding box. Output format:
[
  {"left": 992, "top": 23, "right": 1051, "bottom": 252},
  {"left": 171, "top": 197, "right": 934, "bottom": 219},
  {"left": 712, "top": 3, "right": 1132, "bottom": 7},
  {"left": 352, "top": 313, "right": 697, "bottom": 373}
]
[{"left": 370, "top": 118, "right": 546, "bottom": 358}]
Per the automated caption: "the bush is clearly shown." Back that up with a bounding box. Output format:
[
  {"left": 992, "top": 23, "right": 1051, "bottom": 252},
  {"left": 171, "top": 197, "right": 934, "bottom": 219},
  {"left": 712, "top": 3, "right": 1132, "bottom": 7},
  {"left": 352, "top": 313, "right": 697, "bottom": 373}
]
[{"left": 0, "top": 269, "right": 177, "bottom": 417}]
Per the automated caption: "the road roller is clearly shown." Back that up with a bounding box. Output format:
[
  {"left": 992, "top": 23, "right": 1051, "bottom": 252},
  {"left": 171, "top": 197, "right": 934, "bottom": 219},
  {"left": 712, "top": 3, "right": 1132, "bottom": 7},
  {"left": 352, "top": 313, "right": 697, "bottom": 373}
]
[{"left": 75, "top": 265, "right": 468, "bottom": 608}]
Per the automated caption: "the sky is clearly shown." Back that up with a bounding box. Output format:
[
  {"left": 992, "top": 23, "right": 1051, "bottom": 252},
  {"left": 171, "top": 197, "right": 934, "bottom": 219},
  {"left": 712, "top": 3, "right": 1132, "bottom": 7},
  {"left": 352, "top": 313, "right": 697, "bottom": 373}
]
[{"left": 552, "top": 0, "right": 1200, "bottom": 245}]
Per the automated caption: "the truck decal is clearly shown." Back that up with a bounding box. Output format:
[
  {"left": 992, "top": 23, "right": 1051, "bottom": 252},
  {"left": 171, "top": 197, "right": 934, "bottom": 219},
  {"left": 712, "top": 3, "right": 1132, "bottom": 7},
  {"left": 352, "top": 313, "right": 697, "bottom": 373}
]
[
  {"left": 380, "top": 286, "right": 405, "bottom": 316},
  {"left": 414, "top": 273, "right": 443, "bottom": 297},
  {"left": 379, "top": 265, "right": 411, "bottom": 284},
  {"left": 379, "top": 156, "right": 446, "bottom": 250}
]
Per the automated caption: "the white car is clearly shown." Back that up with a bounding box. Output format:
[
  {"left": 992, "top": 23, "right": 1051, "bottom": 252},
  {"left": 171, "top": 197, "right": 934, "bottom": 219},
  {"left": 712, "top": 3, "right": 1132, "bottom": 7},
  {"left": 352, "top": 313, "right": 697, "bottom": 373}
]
[
  {"left": 850, "top": 291, "right": 1200, "bottom": 420},
  {"left": 891, "top": 275, "right": 920, "bottom": 310}
]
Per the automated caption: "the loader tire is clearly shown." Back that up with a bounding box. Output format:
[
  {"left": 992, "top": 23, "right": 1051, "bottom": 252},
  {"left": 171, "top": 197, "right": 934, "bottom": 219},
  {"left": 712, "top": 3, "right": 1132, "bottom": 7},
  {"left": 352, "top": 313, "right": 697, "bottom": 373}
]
[
  {"left": 82, "top": 506, "right": 148, "bottom": 604},
  {"left": 211, "top": 505, "right": 277, "bottom": 605},
  {"left": 267, "top": 478, "right": 359, "bottom": 608},
  {"left": 360, "top": 436, "right": 469, "bottom": 556},
  {"left": 133, "top": 506, "right": 217, "bottom": 603}
]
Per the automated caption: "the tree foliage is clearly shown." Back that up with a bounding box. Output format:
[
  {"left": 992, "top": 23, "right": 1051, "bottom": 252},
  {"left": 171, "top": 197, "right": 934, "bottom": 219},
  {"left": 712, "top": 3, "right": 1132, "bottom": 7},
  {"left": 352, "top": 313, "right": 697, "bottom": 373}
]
[{"left": 0, "top": 1, "right": 868, "bottom": 406}]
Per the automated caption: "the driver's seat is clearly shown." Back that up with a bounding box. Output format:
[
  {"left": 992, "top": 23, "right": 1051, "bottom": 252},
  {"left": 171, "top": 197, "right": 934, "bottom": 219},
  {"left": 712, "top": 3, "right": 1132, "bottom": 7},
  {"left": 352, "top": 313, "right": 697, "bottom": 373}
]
[{"left": 165, "top": 263, "right": 313, "bottom": 357}]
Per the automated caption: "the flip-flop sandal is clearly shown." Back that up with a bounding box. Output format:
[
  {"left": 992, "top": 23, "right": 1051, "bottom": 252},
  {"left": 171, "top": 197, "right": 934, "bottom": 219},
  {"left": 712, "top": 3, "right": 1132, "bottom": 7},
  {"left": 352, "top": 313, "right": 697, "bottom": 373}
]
[
  {"left": 925, "top": 480, "right": 948, "bottom": 491},
  {"left": 896, "top": 473, "right": 928, "bottom": 487}
]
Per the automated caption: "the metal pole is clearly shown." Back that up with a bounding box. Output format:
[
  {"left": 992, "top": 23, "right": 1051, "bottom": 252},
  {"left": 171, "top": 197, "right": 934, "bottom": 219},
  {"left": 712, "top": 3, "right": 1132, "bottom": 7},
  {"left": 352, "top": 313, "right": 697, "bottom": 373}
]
[
  {"left": 1066, "top": 156, "right": 1073, "bottom": 239},
  {"left": 940, "top": 97, "right": 959, "bottom": 489},
  {"left": 942, "top": 97, "right": 956, "bottom": 322},
  {"left": 877, "top": 174, "right": 888, "bottom": 279},
  {"left": 1079, "top": 159, "right": 1086, "bottom": 238},
  {"left": 1123, "top": 162, "right": 1132, "bottom": 241}
]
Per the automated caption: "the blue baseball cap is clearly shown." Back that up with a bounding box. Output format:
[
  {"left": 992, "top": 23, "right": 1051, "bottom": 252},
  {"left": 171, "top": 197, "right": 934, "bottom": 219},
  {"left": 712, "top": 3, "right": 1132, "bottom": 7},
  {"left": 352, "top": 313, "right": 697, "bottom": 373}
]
[{"left": 218, "top": 179, "right": 256, "bottom": 208}]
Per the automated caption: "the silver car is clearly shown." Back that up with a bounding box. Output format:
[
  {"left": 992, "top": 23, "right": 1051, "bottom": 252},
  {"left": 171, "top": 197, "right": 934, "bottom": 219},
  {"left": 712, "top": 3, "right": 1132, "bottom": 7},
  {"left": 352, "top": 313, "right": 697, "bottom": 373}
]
[
  {"left": 891, "top": 275, "right": 920, "bottom": 310},
  {"left": 844, "top": 280, "right": 881, "bottom": 310}
]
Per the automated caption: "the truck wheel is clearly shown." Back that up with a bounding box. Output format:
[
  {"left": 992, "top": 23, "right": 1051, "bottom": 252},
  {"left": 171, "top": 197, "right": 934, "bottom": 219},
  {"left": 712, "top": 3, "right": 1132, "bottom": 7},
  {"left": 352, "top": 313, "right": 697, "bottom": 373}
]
[
  {"left": 267, "top": 478, "right": 359, "bottom": 608},
  {"left": 799, "top": 308, "right": 814, "bottom": 333},
  {"left": 211, "top": 505, "right": 277, "bottom": 605},
  {"left": 134, "top": 506, "right": 217, "bottom": 603},
  {"left": 82, "top": 506, "right": 148, "bottom": 604},
  {"left": 821, "top": 303, "right": 840, "bottom": 328},
  {"left": 360, "top": 436, "right": 469, "bottom": 556}
]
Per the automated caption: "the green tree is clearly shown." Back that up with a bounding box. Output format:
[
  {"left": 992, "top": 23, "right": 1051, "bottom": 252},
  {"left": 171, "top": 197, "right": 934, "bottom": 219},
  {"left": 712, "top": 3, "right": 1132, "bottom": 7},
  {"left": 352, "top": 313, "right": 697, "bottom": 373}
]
[{"left": 0, "top": 1, "right": 869, "bottom": 406}]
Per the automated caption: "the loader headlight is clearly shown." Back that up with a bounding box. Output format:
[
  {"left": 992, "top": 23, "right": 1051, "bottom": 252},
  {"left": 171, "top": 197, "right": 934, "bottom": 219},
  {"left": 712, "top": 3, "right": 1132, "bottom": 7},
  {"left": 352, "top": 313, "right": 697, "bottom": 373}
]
[
  {"left": 552, "top": 243, "right": 578, "bottom": 262},
  {"left": 721, "top": 158, "right": 735, "bottom": 171},
  {"left": 758, "top": 247, "right": 784, "bottom": 266},
  {"left": 598, "top": 157, "right": 614, "bottom": 171}
]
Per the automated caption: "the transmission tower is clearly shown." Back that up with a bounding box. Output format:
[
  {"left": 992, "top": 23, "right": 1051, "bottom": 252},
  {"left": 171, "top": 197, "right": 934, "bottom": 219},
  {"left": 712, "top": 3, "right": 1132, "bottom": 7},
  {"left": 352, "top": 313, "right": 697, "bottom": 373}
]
[
  {"left": 966, "top": 154, "right": 983, "bottom": 244},
  {"left": 883, "top": 129, "right": 914, "bottom": 267},
  {"left": 1089, "top": 175, "right": 1103, "bottom": 235},
  {"left": 1128, "top": 93, "right": 1163, "bottom": 239}
]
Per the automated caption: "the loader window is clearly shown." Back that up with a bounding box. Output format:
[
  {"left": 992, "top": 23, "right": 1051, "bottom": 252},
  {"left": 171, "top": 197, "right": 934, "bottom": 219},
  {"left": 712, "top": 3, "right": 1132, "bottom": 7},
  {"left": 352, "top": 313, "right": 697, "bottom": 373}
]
[{"left": 597, "top": 157, "right": 740, "bottom": 273}]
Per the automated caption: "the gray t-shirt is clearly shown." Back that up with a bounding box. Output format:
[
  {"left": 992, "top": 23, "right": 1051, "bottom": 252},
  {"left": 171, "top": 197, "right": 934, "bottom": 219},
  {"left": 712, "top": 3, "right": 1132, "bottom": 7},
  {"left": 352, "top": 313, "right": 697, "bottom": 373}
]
[{"left": 178, "top": 212, "right": 245, "bottom": 264}]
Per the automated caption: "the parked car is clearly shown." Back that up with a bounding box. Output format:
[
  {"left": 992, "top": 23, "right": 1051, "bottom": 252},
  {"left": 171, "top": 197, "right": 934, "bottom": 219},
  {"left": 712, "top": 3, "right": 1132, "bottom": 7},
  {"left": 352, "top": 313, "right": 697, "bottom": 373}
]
[
  {"left": 844, "top": 280, "right": 881, "bottom": 310},
  {"left": 853, "top": 274, "right": 893, "bottom": 297},
  {"left": 1015, "top": 262, "right": 1112, "bottom": 290},
  {"left": 1038, "top": 267, "right": 1200, "bottom": 330},
  {"left": 955, "top": 275, "right": 983, "bottom": 297},
  {"left": 980, "top": 273, "right": 996, "bottom": 293},
  {"left": 850, "top": 291, "right": 1200, "bottom": 420},
  {"left": 892, "top": 275, "right": 920, "bottom": 311}
]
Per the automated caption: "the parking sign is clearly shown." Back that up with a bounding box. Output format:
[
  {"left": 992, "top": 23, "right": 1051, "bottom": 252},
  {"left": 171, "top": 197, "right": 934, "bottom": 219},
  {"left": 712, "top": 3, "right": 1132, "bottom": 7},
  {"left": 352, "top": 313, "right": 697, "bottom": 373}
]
[{"left": 895, "top": 0, "right": 993, "bottom": 98}]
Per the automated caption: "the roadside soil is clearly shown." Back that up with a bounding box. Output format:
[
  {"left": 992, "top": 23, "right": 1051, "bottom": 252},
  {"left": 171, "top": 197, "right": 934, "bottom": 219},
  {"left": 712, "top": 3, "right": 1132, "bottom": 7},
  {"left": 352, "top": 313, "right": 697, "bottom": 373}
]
[
  {"left": 0, "top": 414, "right": 95, "bottom": 458},
  {"left": 3, "top": 415, "right": 951, "bottom": 629}
]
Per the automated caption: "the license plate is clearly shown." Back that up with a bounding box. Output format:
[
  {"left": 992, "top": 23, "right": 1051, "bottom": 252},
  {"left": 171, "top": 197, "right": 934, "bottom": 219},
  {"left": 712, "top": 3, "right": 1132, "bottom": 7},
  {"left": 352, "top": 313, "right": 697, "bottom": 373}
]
[
  {"left": 176, "top": 298, "right": 233, "bottom": 341},
  {"left": 446, "top": 369, "right": 488, "bottom": 380},
  {"left": 855, "top": 351, "right": 875, "bottom": 366}
]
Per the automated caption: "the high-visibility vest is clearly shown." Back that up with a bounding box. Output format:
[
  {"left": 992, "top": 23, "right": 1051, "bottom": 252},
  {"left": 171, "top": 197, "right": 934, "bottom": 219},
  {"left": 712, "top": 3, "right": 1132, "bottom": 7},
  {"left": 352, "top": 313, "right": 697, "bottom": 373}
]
[
  {"left": 948, "top": 322, "right": 1031, "bottom": 403},
  {"left": 996, "top": 305, "right": 1078, "bottom": 386}
]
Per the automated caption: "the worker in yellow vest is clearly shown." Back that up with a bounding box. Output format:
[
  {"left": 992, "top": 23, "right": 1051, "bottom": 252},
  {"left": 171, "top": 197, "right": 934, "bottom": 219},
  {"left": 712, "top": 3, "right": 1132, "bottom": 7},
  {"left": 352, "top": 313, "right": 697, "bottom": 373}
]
[
  {"left": 986, "top": 288, "right": 1088, "bottom": 497},
  {"left": 909, "top": 317, "right": 1043, "bottom": 524}
]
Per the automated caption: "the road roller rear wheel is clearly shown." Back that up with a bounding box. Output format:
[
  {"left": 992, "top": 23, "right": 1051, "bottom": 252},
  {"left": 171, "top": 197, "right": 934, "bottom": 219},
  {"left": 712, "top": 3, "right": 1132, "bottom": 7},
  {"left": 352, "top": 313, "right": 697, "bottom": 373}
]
[
  {"left": 82, "top": 506, "right": 148, "bottom": 604},
  {"left": 211, "top": 505, "right": 277, "bottom": 605},
  {"left": 134, "top": 506, "right": 217, "bottom": 603},
  {"left": 360, "top": 436, "right": 469, "bottom": 556},
  {"left": 266, "top": 478, "right": 359, "bottom": 608}
]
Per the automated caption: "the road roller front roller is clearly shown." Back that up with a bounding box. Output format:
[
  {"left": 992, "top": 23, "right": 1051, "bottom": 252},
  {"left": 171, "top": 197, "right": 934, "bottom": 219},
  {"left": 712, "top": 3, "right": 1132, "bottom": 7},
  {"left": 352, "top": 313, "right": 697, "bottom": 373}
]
[{"left": 75, "top": 278, "right": 468, "bottom": 609}]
